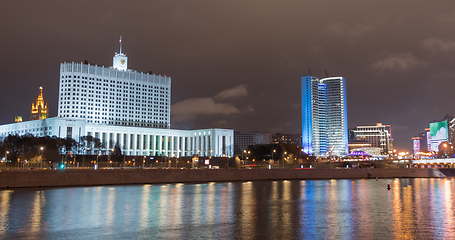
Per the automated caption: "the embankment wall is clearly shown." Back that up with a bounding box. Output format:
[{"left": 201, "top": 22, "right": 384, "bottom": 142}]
[{"left": 0, "top": 168, "right": 446, "bottom": 189}]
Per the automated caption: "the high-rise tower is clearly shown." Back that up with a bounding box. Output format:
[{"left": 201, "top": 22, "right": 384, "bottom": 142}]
[
  {"left": 301, "top": 76, "right": 348, "bottom": 156},
  {"left": 58, "top": 38, "right": 171, "bottom": 128},
  {"left": 31, "top": 87, "right": 48, "bottom": 120}
]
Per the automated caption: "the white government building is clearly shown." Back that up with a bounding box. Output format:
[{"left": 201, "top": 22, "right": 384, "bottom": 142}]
[{"left": 0, "top": 38, "right": 234, "bottom": 157}]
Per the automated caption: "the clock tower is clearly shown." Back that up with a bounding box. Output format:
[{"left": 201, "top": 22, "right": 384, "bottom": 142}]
[{"left": 113, "top": 36, "right": 128, "bottom": 71}]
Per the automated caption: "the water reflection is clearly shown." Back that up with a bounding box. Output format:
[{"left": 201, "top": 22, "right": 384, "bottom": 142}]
[
  {"left": 0, "top": 179, "right": 454, "bottom": 239},
  {"left": 28, "top": 191, "right": 44, "bottom": 235},
  {"left": 0, "top": 190, "right": 12, "bottom": 235},
  {"left": 443, "top": 180, "right": 453, "bottom": 240}
]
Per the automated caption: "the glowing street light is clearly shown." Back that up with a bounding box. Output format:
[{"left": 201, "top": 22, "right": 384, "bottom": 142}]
[
  {"left": 38, "top": 146, "right": 45, "bottom": 169},
  {"left": 3, "top": 150, "right": 10, "bottom": 162},
  {"left": 96, "top": 152, "right": 101, "bottom": 168}
]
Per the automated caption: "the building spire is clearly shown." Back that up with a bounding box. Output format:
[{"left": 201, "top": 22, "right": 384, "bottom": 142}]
[
  {"left": 119, "top": 36, "right": 123, "bottom": 54},
  {"left": 113, "top": 36, "right": 128, "bottom": 70}
]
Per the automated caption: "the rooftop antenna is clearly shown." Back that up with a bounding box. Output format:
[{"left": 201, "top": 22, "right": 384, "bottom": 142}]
[
  {"left": 323, "top": 69, "right": 329, "bottom": 77},
  {"left": 119, "top": 36, "right": 123, "bottom": 54},
  {"left": 307, "top": 68, "right": 312, "bottom": 76}
]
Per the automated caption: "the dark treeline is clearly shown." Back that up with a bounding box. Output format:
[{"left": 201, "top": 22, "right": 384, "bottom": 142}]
[
  {"left": 0, "top": 135, "right": 220, "bottom": 168},
  {"left": 0, "top": 134, "right": 76, "bottom": 164},
  {"left": 243, "top": 143, "right": 316, "bottom": 163}
]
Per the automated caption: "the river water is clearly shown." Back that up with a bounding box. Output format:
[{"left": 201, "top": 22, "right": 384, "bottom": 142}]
[{"left": 0, "top": 178, "right": 454, "bottom": 239}]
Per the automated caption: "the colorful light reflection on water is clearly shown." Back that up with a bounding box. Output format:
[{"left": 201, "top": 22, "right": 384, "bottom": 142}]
[{"left": 0, "top": 178, "right": 454, "bottom": 239}]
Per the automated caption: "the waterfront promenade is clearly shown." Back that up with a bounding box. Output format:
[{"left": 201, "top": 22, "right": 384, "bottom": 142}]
[{"left": 0, "top": 168, "right": 448, "bottom": 189}]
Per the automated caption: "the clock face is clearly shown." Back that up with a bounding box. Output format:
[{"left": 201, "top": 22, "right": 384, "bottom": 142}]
[{"left": 120, "top": 59, "right": 126, "bottom": 65}]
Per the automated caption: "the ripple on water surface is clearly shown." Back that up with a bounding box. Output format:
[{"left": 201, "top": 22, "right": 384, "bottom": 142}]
[{"left": 0, "top": 178, "right": 454, "bottom": 239}]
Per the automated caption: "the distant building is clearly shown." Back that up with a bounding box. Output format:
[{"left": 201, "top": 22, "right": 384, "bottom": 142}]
[
  {"left": 350, "top": 123, "right": 393, "bottom": 155},
  {"left": 234, "top": 131, "right": 271, "bottom": 154},
  {"left": 272, "top": 133, "right": 301, "bottom": 146},
  {"left": 413, "top": 126, "right": 442, "bottom": 153},
  {"left": 301, "top": 76, "right": 348, "bottom": 156},
  {"left": 348, "top": 140, "right": 382, "bottom": 157},
  {"left": 31, "top": 87, "right": 48, "bottom": 120},
  {"left": 412, "top": 137, "right": 421, "bottom": 154},
  {"left": 449, "top": 118, "right": 455, "bottom": 143},
  {"left": 14, "top": 116, "right": 23, "bottom": 123},
  {"left": 424, "top": 128, "right": 431, "bottom": 152},
  {"left": 415, "top": 128, "right": 430, "bottom": 153}
]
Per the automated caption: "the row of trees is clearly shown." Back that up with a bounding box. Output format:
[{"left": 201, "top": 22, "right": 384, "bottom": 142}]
[
  {"left": 0, "top": 135, "right": 76, "bottom": 164},
  {"left": 0, "top": 134, "right": 124, "bottom": 164},
  {"left": 242, "top": 143, "right": 316, "bottom": 164}
]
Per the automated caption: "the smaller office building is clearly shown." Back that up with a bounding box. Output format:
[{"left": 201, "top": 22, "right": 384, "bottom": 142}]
[{"left": 234, "top": 131, "right": 271, "bottom": 154}]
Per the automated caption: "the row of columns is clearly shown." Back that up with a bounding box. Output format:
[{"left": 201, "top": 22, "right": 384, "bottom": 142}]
[{"left": 87, "top": 132, "right": 232, "bottom": 157}]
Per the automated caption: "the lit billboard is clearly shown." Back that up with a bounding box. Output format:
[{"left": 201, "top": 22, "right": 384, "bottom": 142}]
[{"left": 429, "top": 120, "right": 449, "bottom": 151}]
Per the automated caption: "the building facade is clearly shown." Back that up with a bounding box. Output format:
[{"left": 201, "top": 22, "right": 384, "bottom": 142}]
[
  {"left": 412, "top": 137, "right": 421, "bottom": 154},
  {"left": 234, "top": 131, "right": 271, "bottom": 154},
  {"left": 58, "top": 38, "right": 170, "bottom": 129},
  {"left": 301, "top": 76, "right": 348, "bottom": 156},
  {"left": 350, "top": 123, "right": 393, "bottom": 155},
  {"left": 0, "top": 38, "right": 233, "bottom": 157},
  {"left": 271, "top": 133, "right": 301, "bottom": 146},
  {"left": 412, "top": 128, "right": 429, "bottom": 153},
  {"left": 0, "top": 118, "right": 232, "bottom": 157}
]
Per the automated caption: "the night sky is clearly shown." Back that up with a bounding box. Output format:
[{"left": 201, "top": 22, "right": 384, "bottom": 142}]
[{"left": 2, "top": 0, "right": 455, "bottom": 150}]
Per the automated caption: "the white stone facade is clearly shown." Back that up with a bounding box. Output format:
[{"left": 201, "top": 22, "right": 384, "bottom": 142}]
[
  {"left": 58, "top": 62, "right": 171, "bottom": 129},
  {"left": 0, "top": 118, "right": 233, "bottom": 157}
]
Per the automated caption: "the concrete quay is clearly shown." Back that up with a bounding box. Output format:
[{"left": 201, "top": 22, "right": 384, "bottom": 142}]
[{"left": 0, "top": 168, "right": 448, "bottom": 189}]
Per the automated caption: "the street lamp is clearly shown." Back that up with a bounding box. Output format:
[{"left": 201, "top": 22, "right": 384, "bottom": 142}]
[
  {"left": 95, "top": 152, "right": 101, "bottom": 169},
  {"left": 39, "top": 146, "right": 45, "bottom": 168},
  {"left": 270, "top": 149, "right": 277, "bottom": 168},
  {"left": 4, "top": 150, "right": 9, "bottom": 163},
  {"left": 282, "top": 151, "right": 287, "bottom": 168}
]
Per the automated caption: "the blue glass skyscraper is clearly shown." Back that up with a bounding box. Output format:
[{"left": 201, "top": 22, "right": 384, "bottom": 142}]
[{"left": 301, "top": 76, "right": 348, "bottom": 156}]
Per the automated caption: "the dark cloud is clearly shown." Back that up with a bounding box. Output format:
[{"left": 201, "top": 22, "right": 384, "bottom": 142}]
[
  {"left": 172, "top": 84, "right": 248, "bottom": 122},
  {"left": 422, "top": 38, "right": 455, "bottom": 53},
  {"left": 172, "top": 97, "right": 241, "bottom": 122},
  {"left": 2, "top": 0, "right": 455, "bottom": 150},
  {"left": 214, "top": 84, "right": 248, "bottom": 100},
  {"left": 371, "top": 53, "right": 425, "bottom": 72}
]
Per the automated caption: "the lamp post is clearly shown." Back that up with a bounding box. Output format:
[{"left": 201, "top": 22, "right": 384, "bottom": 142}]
[
  {"left": 96, "top": 152, "right": 101, "bottom": 169},
  {"left": 271, "top": 149, "right": 276, "bottom": 168},
  {"left": 4, "top": 150, "right": 9, "bottom": 162},
  {"left": 242, "top": 149, "right": 247, "bottom": 165},
  {"left": 39, "top": 146, "right": 45, "bottom": 169}
]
